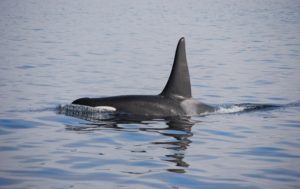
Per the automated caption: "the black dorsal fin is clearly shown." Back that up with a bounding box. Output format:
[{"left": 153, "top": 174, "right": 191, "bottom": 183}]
[{"left": 160, "top": 37, "right": 192, "bottom": 98}]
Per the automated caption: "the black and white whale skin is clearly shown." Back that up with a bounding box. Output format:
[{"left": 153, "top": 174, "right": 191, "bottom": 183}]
[{"left": 72, "top": 38, "right": 214, "bottom": 118}]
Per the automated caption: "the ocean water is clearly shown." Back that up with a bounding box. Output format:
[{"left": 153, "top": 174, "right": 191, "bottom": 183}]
[{"left": 0, "top": 0, "right": 300, "bottom": 189}]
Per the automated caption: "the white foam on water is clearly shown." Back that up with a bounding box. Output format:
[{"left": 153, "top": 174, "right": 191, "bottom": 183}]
[{"left": 215, "top": 105, "right": 246, "bottom": 114}]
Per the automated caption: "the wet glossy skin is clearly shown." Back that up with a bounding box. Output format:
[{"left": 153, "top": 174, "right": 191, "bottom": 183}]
[{"left": 72, "top": 95, "right": 214, "bottom": 117}]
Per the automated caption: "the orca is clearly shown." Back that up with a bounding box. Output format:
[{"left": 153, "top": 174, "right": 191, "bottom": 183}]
[{"left": 72, "top": 37, "right": 214, "bottom": 118}]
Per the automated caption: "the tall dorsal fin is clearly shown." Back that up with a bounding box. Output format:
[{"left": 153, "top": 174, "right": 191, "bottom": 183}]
[{"left": 160, "top": 37, "right": 192, "bottom": 98}]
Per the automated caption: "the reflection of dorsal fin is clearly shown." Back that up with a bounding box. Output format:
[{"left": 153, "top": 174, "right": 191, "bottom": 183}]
[{"left": 160, "top": 37, "right": 192, "bottom": 98}]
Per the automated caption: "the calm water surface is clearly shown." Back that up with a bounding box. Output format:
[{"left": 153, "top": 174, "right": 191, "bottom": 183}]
[{"left": 0, "top": 0, "right": 300, "bottom": 189}]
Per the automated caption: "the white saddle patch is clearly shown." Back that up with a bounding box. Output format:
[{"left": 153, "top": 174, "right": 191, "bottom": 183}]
[{"left": 94, "top": 106, "right": 116, "bottom": 112}]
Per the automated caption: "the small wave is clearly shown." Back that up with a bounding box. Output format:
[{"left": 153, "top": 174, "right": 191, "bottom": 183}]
[
  {"left": 214, "top": 103, "right": 282, "bottom": 114},
  {"left": 286, "top": 101, "right": 300, "bottom": 107},
  {"left": 216, "top": 105, "right": 246, "bottom": 114}
]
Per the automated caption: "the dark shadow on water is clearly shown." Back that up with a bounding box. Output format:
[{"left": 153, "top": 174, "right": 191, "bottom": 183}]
[
  {"left": 154, "top": 118, "right": 194, "bottom": 170},
  {"left": 59, "top": 105, "right": 195, "bottom": 172}
]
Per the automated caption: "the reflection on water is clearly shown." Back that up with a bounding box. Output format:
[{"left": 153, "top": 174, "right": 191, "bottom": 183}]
[
  {"left": 159, "top": 117, "right": 192, "bottom": 171},
  {"left": 63, "top": 109, "right": 195, "bottom": 173}
]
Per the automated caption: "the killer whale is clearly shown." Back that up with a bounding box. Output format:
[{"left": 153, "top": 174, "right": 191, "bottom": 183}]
[{"left": 72, "top": 37, "right": 214, "bottom": 118}]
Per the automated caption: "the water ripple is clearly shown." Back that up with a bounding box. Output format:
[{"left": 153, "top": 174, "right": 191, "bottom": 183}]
[{"left": 234, "top": 147, "right": 300, "bottom": 159}]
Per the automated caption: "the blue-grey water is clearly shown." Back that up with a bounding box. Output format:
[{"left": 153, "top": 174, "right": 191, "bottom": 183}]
[{"left": 1, "top": 0, "right": 300, "bottom": 188}]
